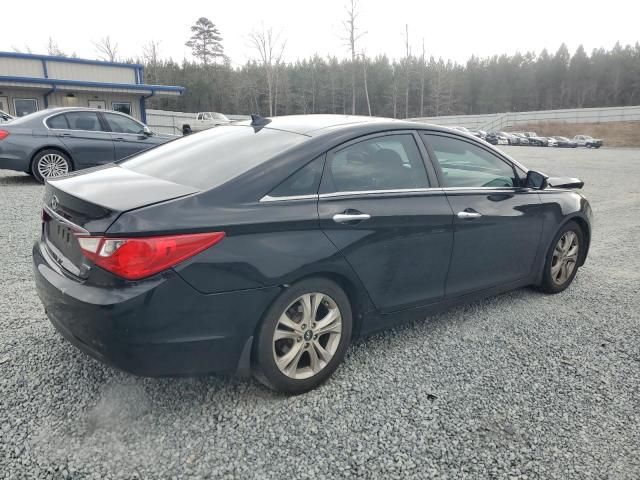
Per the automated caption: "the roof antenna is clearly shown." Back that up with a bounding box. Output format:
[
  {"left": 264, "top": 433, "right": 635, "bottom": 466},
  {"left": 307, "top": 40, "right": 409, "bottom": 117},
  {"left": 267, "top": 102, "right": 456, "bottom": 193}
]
[{"left": 250, "top": 114, "right": 270, "bottom": 126}]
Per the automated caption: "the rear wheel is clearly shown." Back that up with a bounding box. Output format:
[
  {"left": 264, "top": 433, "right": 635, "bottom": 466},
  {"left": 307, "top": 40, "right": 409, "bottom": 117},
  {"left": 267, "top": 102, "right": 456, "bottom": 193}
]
[
  {"left": 538, "top": 221, "right": 584, "bottom": 294},
  {"left": 253, "top": 278, "right": 352, "bottom": 394},
  {"left": 32, "top": 149, "right": 72, "bottom": 183}
]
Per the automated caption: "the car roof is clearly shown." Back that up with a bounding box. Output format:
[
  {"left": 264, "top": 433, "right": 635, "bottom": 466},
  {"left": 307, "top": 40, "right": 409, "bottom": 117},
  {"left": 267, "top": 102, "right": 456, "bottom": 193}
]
[{"left": 233, "top": 114, "right": 458, "bottom": 137}]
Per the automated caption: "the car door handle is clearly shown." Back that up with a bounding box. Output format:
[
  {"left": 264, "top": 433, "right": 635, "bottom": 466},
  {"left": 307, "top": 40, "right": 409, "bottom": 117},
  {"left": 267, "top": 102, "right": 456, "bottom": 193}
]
[
  {"left": 457, "top": 211, "right": 482, "bottom": 219},
  {"left": 333, "top": 213, "right": 371, "bottom": 223},
  {"left": 113, "top": 137, "right": 125, "bottom": 142},
  {"left": 57, "top": 133, "right": 72, "bottom": 137}
]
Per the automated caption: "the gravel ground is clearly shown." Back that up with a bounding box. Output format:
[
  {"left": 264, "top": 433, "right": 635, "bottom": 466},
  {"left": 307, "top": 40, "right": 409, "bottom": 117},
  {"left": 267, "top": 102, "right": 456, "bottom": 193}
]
[{"left": 0, "top": 146, "right": 639, "bottom": 479}]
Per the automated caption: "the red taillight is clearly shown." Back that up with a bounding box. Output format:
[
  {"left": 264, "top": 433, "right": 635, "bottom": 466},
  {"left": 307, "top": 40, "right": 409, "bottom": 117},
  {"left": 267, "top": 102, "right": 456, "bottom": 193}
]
[
  {"left": 0, "top": 130, "right": 9, "bottom": 141},
  {"left": 76, "top": 232, "right": 225, "bottom": 280}
]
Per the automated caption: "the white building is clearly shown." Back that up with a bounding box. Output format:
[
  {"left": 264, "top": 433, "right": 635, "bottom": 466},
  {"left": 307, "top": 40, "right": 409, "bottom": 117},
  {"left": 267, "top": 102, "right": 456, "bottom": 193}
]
[{"left": 0, "top": 51, "right": 184, "bottom": 123}]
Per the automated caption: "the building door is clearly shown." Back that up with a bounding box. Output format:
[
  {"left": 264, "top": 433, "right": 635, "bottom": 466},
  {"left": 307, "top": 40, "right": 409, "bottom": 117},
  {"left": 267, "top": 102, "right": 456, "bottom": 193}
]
[{"left": 88, "top": 100, "right": 106, "bottom": 110}]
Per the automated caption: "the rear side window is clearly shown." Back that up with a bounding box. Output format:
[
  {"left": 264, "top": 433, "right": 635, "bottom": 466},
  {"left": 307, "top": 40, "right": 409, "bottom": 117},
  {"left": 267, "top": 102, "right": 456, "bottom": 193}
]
[
  {"left": 65, "top": 111, "right": 104, "bottom": 132},
  {"left": 120, "top": 126, "right": 306, "bottom": 190},
  {"left": 46, "top": 114, "right": 69, "bottom": 129},
  {"left": 321, "top": 134, "right": 429, "bottom": 193},
  {"left": 268, "top": 156, "right": 324, "bottom": 198},
  {"left": 424, "top": 134, "right": 516, "bottom": 188}
]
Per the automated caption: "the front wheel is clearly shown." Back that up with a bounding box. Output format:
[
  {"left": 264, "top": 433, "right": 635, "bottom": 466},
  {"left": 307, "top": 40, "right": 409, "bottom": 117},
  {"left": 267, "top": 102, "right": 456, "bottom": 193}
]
[
  {"left": 31, "top": 149, "right": 72, "bottom": 183},
  {"left": 253, "top": 278, "right": 352, "bottom": 394},
  {"left": 538, "top": 221, "right": 584, "bottom": 294}
]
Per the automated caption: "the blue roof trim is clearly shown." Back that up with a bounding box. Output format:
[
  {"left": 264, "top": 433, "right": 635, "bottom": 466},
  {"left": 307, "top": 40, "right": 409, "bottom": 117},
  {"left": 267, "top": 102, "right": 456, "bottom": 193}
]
[
  {"left": 0, "top": 51, "right": 143, "bottom": 69},
  {"left": 0, "top": 75, "right": 185, "bottom": 94}
]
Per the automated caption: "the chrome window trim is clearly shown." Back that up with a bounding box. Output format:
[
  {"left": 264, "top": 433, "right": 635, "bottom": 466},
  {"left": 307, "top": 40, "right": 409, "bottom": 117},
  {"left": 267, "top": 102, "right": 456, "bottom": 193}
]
[
  {"left": 42, "top": 204, "right": 90, "bottom": 235},
  {"left": 260, "top": 187, "right": 446, "bottom": 203},
  {"left": 260, "top": 194, "right": 319, "bottom": 203},
  {"left": 42, "top": 109, "right": 142, "bottom": 133},
  {"left": 319, "top": 187, "right": 443, "bottom": 199}
]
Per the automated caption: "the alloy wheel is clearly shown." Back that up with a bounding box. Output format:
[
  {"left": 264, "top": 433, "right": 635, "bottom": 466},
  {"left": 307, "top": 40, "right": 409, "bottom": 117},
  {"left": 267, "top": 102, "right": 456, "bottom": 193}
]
[
  {"left": 38, "top": 153, "right": 69, "bottom": 179},
  {"left": 272, "top": 292, "right": 342, "bottom": 380},
  {"left": 551, "top": 231, "right": 579, "bottom": 285}
]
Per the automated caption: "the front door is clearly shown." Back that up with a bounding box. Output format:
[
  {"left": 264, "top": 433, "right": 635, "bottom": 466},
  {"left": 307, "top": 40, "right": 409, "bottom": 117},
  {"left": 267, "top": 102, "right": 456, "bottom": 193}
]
[
  {"left": 318, "top": 131, "right": 454, "bottom": 314},
  {"left": 102, "top": 112, "right": 159, "bottom": 160},
  {"left": 422, "top": 133, "right": 543, "bottom": 297},
  {"left": 57, "top": 110, "right": 115, "bottom": 166}
]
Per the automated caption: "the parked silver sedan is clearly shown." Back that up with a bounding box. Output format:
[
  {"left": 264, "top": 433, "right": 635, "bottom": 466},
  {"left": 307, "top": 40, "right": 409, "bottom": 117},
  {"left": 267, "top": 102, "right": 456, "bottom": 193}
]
[{"left": 0, "top": 107, "right": 176, "bottom": 182}]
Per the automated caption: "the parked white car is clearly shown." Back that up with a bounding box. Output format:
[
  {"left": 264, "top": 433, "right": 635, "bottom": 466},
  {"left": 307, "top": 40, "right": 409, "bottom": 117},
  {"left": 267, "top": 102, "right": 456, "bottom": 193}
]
[
  {"left": 182, "top": 112, "right": 232, "bottom": 134},
  {"left": 573, "top": 135, "right": 603, "bottom": 148},
  {"left": 546, "top": 137, "right": 558, "bottom": 147}
]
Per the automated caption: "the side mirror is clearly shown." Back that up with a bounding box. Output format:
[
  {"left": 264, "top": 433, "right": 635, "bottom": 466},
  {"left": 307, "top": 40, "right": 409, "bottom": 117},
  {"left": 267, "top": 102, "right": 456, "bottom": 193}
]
[
  {"left": 142, "top": 126, "right": 152, "bottom": 136},
  {"left": 525, "top": 170, "right": 549, "bottom": 190}
]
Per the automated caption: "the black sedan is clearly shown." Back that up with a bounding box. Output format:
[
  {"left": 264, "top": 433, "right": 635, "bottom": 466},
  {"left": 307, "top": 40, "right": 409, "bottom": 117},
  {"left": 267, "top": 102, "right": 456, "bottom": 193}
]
[
  {"left": 33, "top": 115, "right": 592, "bottom": 394},
  {"left": 0, "top": 107, "right": 176, "bottom": 182}
]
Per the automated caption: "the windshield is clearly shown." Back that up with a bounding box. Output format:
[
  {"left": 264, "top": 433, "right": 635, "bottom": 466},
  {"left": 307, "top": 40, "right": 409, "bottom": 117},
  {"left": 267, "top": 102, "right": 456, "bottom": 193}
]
[
  {"left": 120, "top": 125, "right": 306, "bottom": 190},
  {"left": 213, "top": 113, "right": 229, "bottom": 121}
]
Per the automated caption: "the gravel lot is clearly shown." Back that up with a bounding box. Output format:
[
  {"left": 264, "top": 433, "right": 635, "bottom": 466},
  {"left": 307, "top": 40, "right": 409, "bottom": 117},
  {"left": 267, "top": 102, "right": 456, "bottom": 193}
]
[{"left": 1, "top": 146, "right": 639, "bottom": 479}]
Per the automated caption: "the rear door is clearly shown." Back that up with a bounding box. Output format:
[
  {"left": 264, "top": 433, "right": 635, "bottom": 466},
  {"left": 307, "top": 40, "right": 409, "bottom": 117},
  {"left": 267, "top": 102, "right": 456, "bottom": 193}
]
[
  {"left": 56, "top": 111, "right": 115, "bottom": 167},
  {"left": 101, "top": 112, "right": 160, "bottom": 160},
  {"left": 421, "top": 132, "right": 543, "bottom": 297},
  {"left": 318, "top": 131, "right": 454, "bottom": 314}
]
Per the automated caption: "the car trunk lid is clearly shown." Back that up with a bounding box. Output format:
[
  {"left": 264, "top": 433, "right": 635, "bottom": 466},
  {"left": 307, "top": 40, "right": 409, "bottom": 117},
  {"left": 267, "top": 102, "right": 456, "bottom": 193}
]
[{"left": 41, "top": 164, "right": 199, "bottom": 278}]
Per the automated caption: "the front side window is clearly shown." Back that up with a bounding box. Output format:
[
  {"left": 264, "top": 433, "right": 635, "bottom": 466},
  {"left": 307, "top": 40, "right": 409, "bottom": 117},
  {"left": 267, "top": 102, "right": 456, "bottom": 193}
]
[
  {"left": 321, "top": 134, "right": 429, "bottom": 193},
  {"left": 65, "top": 111, "right": 104, "bottom": 132},
  {"left": 203, "top": 113, "right": 212, "bottom": 120},
  {"left": 112, "top": 102, "right": 131, "bottom": 116},
  {"left": 424, "top": 134, "right": 516, "bottom": 188},
  {"left": 103, "top": 113, "right": 144, "bottom": 134}
]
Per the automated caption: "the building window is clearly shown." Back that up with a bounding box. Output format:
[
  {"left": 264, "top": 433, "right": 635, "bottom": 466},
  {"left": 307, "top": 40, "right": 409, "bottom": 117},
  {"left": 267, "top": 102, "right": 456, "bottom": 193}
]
[
  {"left": 112, "top": 102, "right": 132, "bottom": 116},
  {"left": 13, "top": 98, "right": 38, "bottom": 117}
]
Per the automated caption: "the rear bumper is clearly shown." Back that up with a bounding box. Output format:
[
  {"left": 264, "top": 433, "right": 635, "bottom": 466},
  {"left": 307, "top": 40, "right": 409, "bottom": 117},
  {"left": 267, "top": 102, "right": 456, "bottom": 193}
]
[{"left": 33, "top": 242, "right": 281, "bottom": 377}]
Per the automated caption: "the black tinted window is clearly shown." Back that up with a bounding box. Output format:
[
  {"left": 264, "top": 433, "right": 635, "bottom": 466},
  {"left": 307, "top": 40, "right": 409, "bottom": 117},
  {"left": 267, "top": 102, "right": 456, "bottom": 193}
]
[
  {"left": 321, "top": 134, "right": 428, "bottom": 193},
  {"left": 121, "top": 126, "right": 306, "bottom": 190},
  {"left": 425, "top": 134, "right": 516, "bottom": 188},
  {"left": 65, "top": 112, "right": 104, "bottom": 132},
  {"left": 46, "top": 114, "right": 69, "bottom": 129},
  {"left": 269, "top": 156, "right": 324, "bottom": 198}
]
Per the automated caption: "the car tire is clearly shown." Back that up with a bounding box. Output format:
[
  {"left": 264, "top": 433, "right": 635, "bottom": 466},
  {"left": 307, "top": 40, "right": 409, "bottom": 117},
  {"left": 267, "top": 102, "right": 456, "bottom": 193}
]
[
  {"left": 253, "top": 278, "right": 353, "bottom": 394},
  {"left": 31, "top": 149, "right": 72, "bottom": 183},
  {"left": 538, "top": 221, "right": 584, "bottom": 294}
]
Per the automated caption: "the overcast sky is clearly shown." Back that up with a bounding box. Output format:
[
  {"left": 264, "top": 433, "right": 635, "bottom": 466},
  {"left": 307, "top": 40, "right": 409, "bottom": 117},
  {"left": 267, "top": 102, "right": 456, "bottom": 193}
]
[{"left": 2, "top": 0, "right": 638, "bottom": 66}]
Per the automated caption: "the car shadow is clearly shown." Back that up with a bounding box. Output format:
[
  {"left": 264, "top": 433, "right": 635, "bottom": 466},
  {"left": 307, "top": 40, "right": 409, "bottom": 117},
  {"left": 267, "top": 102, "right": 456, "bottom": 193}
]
[{"left": 0, "top": 172, "right": 39, "bottom": 186}]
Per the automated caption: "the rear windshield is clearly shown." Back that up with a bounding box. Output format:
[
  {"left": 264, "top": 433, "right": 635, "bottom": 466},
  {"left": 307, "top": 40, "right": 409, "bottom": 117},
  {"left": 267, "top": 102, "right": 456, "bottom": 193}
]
[{"left": 120, "top": 125, "right": 306, "bottom": 190}]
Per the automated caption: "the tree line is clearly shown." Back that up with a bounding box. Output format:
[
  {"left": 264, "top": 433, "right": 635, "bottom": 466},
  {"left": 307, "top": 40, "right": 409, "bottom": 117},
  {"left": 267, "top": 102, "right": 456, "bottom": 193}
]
[{"left": 144, "top": 41, "right": 640, "bottom": 118}]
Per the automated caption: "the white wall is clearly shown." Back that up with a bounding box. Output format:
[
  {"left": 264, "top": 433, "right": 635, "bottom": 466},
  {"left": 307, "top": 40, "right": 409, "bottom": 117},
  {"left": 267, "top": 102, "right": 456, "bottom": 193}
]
[{"left": 409, "top": 105, "right": 640, "bottom": 131}]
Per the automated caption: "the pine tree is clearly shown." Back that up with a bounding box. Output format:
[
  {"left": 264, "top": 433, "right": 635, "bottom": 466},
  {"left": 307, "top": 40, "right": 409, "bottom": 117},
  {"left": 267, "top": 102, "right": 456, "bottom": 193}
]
[{"left": 185, "top": 17, "right": 224, "bottom": 66}]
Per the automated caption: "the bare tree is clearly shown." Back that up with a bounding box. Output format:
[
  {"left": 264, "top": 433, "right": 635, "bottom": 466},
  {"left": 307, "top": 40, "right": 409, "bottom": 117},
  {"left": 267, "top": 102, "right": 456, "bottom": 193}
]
[
  {"left": 248, "top": 27, "right": 286, "bottom": 116},
  {"left": 143, "top": 40, "right": 162, "bottom": 83},
  {"left": 357, "top": 53, "right": 372, "bottom": 116},
  {"left": 47, "top": 38, "right": 66, "bottom": 57},
  {"left": 342, "top": 0, "right": 365, "bottom": 114},
  {"left": 11, "top": 44, "right": 32, "bottom": 54},
  {"left": 404, "top": 24, "right": 411, "bottom": 118},
  {"left": 419, "top": 38, "right": 425, "bottom": 117},
  {"left": 94, "top": 36, "right": 119, "bottom": 62}
]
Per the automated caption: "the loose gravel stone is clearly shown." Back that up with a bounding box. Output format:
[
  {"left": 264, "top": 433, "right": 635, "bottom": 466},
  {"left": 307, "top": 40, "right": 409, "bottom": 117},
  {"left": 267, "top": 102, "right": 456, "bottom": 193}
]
[{"left": 0, "top": 146, "right": 639, "bottom": 479}]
